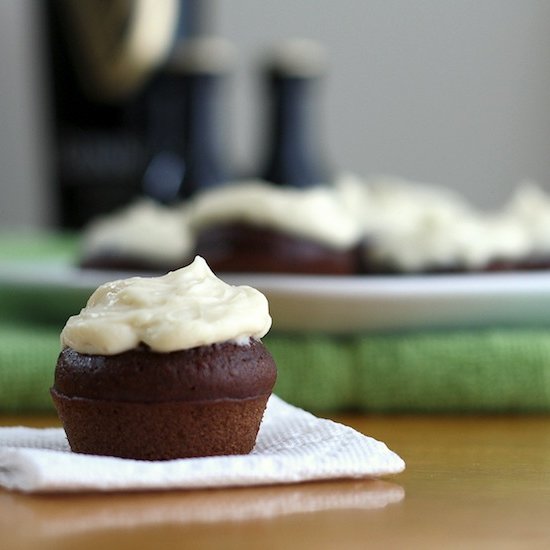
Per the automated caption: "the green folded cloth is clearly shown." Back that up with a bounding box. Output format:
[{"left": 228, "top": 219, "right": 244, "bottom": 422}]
[
  {"left": 0, "top": 231, "right": 78, "bottom": 262},
  {"left": 0, "top": 321, "right": 62, "bottom": 412},
  {"left": 2, "top": 231, "right": 550, "bottom": 413},
  {"left": 266, "top": 331, "right": 550, "bottom": 413},
  {"left": 1, "top": 321, "right": 550, "bottom": 413}
]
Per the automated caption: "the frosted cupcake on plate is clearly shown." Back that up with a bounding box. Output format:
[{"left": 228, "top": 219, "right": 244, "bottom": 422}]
[{"left": 189, "top": 180, "right": 364, "bottom": 274}]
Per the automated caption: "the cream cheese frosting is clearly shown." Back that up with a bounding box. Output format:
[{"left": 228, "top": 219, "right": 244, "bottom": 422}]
[
  {"left": 337, "top": 174, "right": 542, "bottom": 271},
  {"left": 61, "top": 256, "right": 272, "bottom": 355},
  {"left": 81, "top": 199, "right": 193, "bottom": 266},
  {"left": 367, "top": 211, "right": 532, "bottom": 271},
  {"left": 335, "top": 173, "right": 474, "bottom": 235},
  {"left": 504, "top": 180, "right": 550, "bottom": 257},
  {"left": 189, "top": 180, "right": 362, "bottom": 249}
]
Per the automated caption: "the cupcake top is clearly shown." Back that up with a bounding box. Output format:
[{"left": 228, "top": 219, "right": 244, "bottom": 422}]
[
  {"left": 505, "top": 180, "right": 550, "bottom": 256},
  {"left": 367, "top": 211, "right": 531, "bottom": 271},
  {"left": 81, "top": 199, "right": 193, "bottom": 266},
  {"left": 337, "top": 174, "right": 543, "bottom": 271},
  {"left": 189, "top": 180, "right": 363, "bottom": 249},
  {"left": 61, "top": 256, "right": 272, "bottom": 355},
  {"left": 335, "top": 173, "right": 474, "bottom": 236}
]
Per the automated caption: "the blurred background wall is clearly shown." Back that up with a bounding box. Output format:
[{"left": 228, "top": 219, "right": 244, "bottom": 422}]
[
  {"left": 214, "top": 0, "right": 550, "bottom": 208},
  {"left": 0, "top": 0, "right": 53, "bottom": 228},
  {"left": 1, "top": 0, "right": 550, "bottom": 228}
]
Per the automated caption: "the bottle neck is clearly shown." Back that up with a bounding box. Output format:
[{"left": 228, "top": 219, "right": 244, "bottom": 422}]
[
  {"left": 178, "top": 73, "right": 227, "bottom": 199},
  {"left": 262, "top": 73, "right": 328, "bottom": 188}
]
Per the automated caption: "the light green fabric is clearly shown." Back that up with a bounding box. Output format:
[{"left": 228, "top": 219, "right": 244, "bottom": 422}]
[
  {"left": 266, "top": 332, "right": 550, "bottom": 413},
  {"left": 2, "top": 232, "right": 550, "bottom": 413},
  {"left": 0, "top": 232, "right": 79, "bottom": 412},
  {"left": 0, "top": 321, "right": 61, "bottom": 412},
  {"left": 265, "top": 335, "right": 357, "bottom": 412},
  {"left": 0, "top": 231, "right": 78, "bottom": 262},
  {"left": 2, "top": 325, "right": 550, "bottom": 413}
]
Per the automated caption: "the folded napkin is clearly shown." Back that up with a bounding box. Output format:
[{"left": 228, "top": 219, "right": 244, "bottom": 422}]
[{"left": 0, "top": 396, "right": 404, "bottom": 493}]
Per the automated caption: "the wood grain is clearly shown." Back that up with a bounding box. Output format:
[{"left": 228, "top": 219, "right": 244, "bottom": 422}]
[{"left": 2, "top": 414, "right": 549, "bottom": 548}]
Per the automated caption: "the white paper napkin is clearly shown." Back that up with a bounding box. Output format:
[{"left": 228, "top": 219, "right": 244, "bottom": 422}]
[{"left": 0, "top": 396, "right": 405, "bottom": 493}]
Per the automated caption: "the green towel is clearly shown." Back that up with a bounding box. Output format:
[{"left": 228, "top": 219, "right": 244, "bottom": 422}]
[
  {"left": 1, "top": 322, "right": 550, "bottom": 413},
  {"left": 0, "top": 231, "right": 78, "bottom": 262},
  {"left": 266, "top": 331, "right": 550, "bottom": 413},
  {"left": 2, "top": 232, "right": 550, "bottom": 413},
  {"left": 0, "top": 321, "right": 61, "bottom": 412}
]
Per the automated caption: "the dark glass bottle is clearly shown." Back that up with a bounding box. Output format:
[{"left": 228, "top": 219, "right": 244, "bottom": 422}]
[
  {"left": 260, "top": 39, "right": 331, "bottom": 188},
  {"left": 143, "top": 37, "right": 234, "bottom": 202}
]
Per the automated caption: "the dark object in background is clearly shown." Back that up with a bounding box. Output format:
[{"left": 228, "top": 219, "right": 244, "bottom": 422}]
[
  {"left": 44, "top": 0, "right": 204, "bottom": 228},
  {"left": 144, "top": 36, "right": 235, "bottom": 203},
  {"left": 260, "top": 38, "right": 332, "bottom": 188}
]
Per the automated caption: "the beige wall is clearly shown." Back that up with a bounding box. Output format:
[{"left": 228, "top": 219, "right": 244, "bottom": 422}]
[{"left": 215, "top": 0, "right": 550, "bottom": 208}]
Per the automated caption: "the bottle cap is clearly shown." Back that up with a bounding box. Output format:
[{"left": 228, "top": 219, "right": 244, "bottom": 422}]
[
  {"left": 267, "top": 38, "right": 327, "bottom": 77},
  {"left": 168, "top": 36, "right": 237, "bottom": 74}
]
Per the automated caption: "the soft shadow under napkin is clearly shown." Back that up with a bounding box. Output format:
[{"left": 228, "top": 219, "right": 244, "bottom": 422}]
[{"left": 0, "top": 396, "right": 404, "bottom": 493}]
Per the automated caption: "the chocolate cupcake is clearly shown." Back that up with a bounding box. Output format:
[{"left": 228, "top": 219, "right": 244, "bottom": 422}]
[
  {"left": 190, "top": 180, "right": 363, "bottom": 274},
  {"left": 51, "top": 256, "right": 277, "bottom": 460}
]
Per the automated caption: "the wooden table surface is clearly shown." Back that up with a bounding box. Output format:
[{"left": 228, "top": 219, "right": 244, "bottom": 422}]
[{"left": 1, "top": 413, "right": 549, "bottom": 549}]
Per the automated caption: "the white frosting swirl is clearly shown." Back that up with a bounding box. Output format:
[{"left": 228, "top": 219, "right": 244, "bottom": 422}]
[
  {"left": 189, "top": 180, "right": 362, "bottom": 249},
  {"left": 336, "top": 174, "right": 473, "bottom": 235},
  {"left": 81, "top": 199, "right": 193, "bottom": 265},
  {"left": 368, "top": 211, "right": 532, "bottom": 271},
  {"left": 505, "top": 180, "right": 550, "bottom": 256},
  {"left": 337, "top": 174, "right": 538, "bottom": 270},
  {"left": 61, "top": 256, "right": 272, "bottom": 355}
]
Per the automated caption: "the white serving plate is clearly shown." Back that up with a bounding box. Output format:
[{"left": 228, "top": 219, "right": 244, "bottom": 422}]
[{"left": 2, "top": 260, "right": 550, "bottom": 332}]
